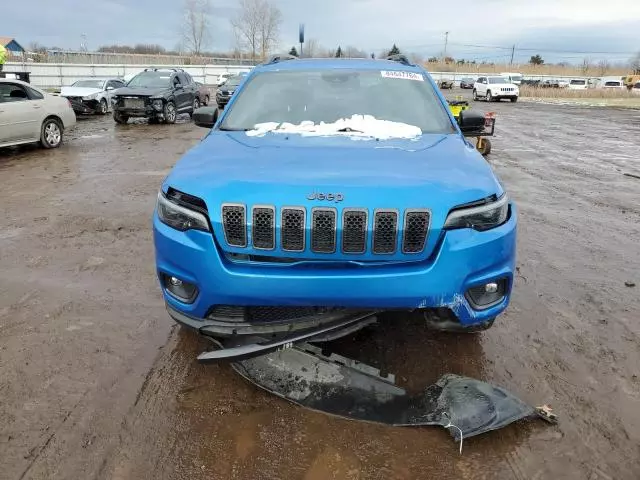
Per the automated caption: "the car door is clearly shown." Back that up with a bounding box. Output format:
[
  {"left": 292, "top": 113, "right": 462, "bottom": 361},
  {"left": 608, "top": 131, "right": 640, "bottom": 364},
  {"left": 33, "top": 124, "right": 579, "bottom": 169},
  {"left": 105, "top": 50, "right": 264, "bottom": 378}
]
[
  {"left": 178, "top": 73, "right": 195, "bottom": 110},
  {"left": 171, "top": 74, "right": 186, "bottom": 112},
  {"left": 476, "top": 77, "right": 487, "bottom": 95},
  {"left": 0, "top": 82, "right": 43, "bottom": 143}
]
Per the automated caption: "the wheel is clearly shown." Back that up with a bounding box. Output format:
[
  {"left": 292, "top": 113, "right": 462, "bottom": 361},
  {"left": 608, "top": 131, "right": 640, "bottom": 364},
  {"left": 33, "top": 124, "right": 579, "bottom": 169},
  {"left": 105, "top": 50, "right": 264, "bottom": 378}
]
[
  {"left": 113, "top": 111, "right": 129, "bottom": 124},
  {"left": 486, "top": 90, "right": 493, "bottom": 102},
  {"left": 40, "top": 118, "right": 63, "bottom": 149},
  {"left": 472, "top": 89, "right": 478, "bottom": 101},
  {"left": 97, "top": 98, "right": 108, "bottom": 115},
  {"left": 510, "top": 96, "right": 518, "bottom": 103},
  {"left": 164, "top": 101, "right": 177, "bottom": 124},
  {"left": 190, "top": 97, "right": 200, "bottom": 118},
  {"left": 148, "top": 116, "right": 160, "bottom": 124},
  {"left": 204, "top": 95, "right": 209, "bottom": 106},
  {"left": 477, "top": 138, "right": 492, "bottom": 156}
]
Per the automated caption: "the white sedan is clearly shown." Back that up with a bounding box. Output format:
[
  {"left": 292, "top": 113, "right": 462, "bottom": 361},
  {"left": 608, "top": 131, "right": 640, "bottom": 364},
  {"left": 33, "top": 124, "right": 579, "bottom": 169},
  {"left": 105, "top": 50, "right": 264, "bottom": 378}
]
[{"left": 0, "top": 79, "right": 76, "bottom": 149}]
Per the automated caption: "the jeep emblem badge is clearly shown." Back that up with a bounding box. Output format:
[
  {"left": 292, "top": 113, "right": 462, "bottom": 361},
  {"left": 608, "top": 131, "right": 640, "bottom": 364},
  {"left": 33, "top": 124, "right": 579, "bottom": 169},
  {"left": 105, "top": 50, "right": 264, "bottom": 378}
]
[{"left": 307, "top": 191, "right": 344, "bottom": 203}]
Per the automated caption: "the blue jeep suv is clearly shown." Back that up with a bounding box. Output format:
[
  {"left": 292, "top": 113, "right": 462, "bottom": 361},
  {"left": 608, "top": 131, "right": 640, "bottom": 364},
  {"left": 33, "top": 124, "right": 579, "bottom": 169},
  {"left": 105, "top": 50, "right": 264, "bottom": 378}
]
[{"left": 153, "top": 56, "right": 517, "bottom": 341}]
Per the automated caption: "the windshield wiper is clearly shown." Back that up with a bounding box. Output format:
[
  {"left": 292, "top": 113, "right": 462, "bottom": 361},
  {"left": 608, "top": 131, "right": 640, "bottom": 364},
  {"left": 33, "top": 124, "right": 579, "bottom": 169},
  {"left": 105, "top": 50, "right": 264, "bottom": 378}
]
[
  {"left": 218, "top": 127, "right": 249, "bottom": 131},
  {"left": 336, "top": 127, "right": 364, "bottom": 133}
]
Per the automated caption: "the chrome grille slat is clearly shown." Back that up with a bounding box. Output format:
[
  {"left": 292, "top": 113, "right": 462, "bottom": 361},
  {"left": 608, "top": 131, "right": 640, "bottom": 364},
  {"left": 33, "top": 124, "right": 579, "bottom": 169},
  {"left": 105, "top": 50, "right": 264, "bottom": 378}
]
[
  {"left": 311, "top": 208, "right": 337, "bottom": 253},
  {"left": 372, "top": 210, "right": 398, "bottom": 254},
  {"left": 281, "top": 207, "right": 306, "bottom": 252},
  {"left": 342, "top": 209, "right": 367, "bottom": 254},
  {"left": 252, "top": 206, "right": 275, "bottom": 250},
  {"left": 221, "top": 204, "right": 247, "bottom": 247},
  {"left": 403, "top": 210, "right": 430, "bottom": 253}
]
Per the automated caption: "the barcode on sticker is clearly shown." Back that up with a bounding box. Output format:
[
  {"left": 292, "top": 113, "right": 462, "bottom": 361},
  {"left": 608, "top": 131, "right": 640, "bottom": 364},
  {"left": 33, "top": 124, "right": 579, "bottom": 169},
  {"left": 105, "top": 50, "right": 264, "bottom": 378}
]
[{"left": 381, "top": 70, "right": 424, "bottom": 81}]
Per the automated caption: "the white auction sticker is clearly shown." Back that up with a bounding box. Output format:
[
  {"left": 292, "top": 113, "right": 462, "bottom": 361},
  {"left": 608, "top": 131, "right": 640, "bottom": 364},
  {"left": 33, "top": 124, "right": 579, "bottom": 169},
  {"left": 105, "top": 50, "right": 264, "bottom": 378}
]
[{"left": 381, "top": 70, "right": 424, "bottom": 81}]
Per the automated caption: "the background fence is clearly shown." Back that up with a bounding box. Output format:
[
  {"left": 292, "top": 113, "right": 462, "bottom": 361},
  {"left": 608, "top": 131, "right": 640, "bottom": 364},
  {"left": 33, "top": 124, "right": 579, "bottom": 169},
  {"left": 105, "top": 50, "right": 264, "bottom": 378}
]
[{"left": 5, "top": 61, "right": 618, "bottom": 89}]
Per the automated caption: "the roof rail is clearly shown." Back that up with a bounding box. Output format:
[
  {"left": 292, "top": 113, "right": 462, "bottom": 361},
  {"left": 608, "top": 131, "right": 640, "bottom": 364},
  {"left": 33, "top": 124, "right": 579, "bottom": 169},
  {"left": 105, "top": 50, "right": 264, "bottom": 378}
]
[
  {"left": 386, "top": 54, "right": 413, "bottom": 66},
  {"left": 264, "top": 54, "right": 298, "bottom": 65},
  {"left": 143, "top": 67, "right": 184, "bottom": 72}
]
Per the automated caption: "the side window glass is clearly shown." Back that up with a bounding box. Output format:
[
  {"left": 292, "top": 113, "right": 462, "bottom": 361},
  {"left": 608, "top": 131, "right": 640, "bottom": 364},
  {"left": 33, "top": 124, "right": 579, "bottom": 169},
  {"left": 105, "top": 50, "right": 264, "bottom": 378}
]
[
  {"left": 173, "top": 75, "right": 181, "bottom": 87},
  {"left": 0, "top": 84, "right": 30, "bottom": 102},
  {"left": 27, "top": 86, "right": 44, "bottom": 100}
]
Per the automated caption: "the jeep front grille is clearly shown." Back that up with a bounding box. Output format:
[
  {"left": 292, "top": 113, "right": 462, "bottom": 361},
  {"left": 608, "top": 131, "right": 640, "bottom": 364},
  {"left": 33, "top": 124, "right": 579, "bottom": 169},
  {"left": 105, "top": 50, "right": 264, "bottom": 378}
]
[
  {"left": 372, "top": 210, "right": 398, "bottom": 254},
  {"left": 220, "top": 205, "right": 429, "bottom": 255},
  {"left": 402, "top": 210, "right": 431, "bottom": 253},
  {"left": 251, "top": 206, "right": 275, "bottom": 250},
  {"left": 311, "top": 208, "right": 337, "bottom": 253},
  {"left": 221, "top": 204, "right": 246, "bottom": 247},
  {"left": 342, "top": 209, "right": 367, "bottom": 254},
  {"left": 281, "top": 207, "right": 305, "bottom": 252}
]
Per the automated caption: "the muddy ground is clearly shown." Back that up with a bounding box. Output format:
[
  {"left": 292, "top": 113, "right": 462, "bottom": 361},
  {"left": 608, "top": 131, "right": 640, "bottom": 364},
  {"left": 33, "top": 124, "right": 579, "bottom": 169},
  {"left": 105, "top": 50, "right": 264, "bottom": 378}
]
[{"left": 1, "top": 97, "right": 639, "bottom": 480}]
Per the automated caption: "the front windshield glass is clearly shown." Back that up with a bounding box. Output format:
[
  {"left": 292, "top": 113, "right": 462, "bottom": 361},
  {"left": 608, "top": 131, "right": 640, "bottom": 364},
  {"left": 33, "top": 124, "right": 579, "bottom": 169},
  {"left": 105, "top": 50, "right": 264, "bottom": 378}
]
[
  {"left": 127, "top": 72, "right": 171, "bottom": 88},
  {"left": 221, "top": 69, "right": 454, "bottom": 135},
  {"left": 570, "top": 80, "right": 586, "bottom": 85},
  {"left": 72, "top": 80, "right": 104, "bottom": 88},
  {"left": 224, "top": 76, "right": 244, "bottom": 87},
  {"left": 605, "top": 81, "right": 621, "bottom": 86},
  {"left": 488, "top": 77, "right": 508, "bottom": 84}
]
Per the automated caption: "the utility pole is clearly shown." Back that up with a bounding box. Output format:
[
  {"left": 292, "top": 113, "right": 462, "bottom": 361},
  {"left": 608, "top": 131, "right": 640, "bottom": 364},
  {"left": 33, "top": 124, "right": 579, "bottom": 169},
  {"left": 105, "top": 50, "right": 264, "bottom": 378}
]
[
  {"left": 443, "top": 31, "right": 449, "bottom": 60},
  {"left": 510, "top": 44, "right": 515, "bottom": 66}
]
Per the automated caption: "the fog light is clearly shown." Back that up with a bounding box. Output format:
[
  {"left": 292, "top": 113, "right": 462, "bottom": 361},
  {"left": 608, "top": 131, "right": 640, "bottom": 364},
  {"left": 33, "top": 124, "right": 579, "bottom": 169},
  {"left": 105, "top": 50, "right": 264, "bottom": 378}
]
[
  {"left": 162, "top": 274, "right": 198, "bottom": 303},
  {"left": 466, "top": 279, "right": 507, "bottom": 309},
  {"left": 152, "top": 99, "right": 163, "bottom": 111},
  {"left": 485, "top": 282, "right": 498, "bottom": 293}
]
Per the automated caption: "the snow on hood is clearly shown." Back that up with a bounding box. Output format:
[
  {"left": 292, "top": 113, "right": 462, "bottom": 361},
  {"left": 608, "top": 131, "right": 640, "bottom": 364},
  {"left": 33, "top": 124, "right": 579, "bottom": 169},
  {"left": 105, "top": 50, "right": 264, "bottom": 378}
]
[{"left": 245, "top": 115, "right": 422, "bottom": 140}]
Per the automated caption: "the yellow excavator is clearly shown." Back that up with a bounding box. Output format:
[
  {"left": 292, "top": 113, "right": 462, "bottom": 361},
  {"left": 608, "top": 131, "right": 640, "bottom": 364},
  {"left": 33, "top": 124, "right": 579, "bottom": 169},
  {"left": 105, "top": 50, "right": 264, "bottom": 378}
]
[
  {"left": 623, "top": 73, "right": 640, "bottom": 90},
  {"left": 448, "top": 97, "right": 495, "bottom": 156}
]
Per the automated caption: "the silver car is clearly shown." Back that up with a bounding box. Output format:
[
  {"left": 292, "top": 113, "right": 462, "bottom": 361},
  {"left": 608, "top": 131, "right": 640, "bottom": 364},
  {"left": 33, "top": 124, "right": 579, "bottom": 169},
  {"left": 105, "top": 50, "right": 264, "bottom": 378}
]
[{"left": 0, "top": 79, "right": 76, "bottom": 149}]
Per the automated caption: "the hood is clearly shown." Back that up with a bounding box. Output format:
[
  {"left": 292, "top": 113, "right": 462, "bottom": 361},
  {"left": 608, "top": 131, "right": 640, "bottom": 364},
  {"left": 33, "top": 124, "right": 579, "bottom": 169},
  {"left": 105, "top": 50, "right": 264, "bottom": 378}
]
[
  {"left": 163, "top": 132, "right": 504, "bottom": 261},
  {"left": 112, "top": 86, "right": 169, "bottom": 97},
  {"left": 60, "top": 86, "right": 101, "bottom": 97}
]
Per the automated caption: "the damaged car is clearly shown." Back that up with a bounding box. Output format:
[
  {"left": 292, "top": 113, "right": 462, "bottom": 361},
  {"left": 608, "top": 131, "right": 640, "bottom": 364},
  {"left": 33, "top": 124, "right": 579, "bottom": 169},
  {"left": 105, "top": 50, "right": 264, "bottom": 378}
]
[
  {"left": 111, "top": 68, "right": 198, "bottom": 124},
  {"left": 153, "top": 55, "right": 517, "bottom": 355},
  {"left": 61, "top": 78, "right": 126, "bottom": 115}
]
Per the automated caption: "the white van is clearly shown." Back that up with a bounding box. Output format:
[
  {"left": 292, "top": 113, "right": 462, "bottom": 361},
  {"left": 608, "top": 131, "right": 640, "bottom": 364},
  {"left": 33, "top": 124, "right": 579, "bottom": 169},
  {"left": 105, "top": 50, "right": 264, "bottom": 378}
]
[
  {"left": 500, "top": 72, "right": 523, "bottom": 85},
  {"left": 599, "top": 77, "right": 624, "bottom": 89},
  {"left": 567, "top": 79, "right": 588, "bottom": 90}
]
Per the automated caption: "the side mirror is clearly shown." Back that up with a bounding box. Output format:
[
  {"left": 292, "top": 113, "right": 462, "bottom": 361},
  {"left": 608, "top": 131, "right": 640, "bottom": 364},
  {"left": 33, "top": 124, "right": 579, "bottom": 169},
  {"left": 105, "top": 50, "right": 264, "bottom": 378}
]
[
  {"left": 193, "top": 106, "right": 219, "bottom": 129},
  {"left": 106, "top": 86, "right": 114, "bottom": 91},
  {"left": 458, "top": 110, "right": 486, "bottom": 136},
  {"left": 174, "top": 83, "right": 183, "bottom": 90}
]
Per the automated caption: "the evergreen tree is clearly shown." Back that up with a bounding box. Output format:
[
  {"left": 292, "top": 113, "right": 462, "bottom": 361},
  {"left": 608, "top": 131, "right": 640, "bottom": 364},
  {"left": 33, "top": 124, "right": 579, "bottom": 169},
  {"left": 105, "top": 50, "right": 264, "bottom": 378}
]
[
  {"left": 289, "top": 46, "right": 298, "bottom": 57},
  {"left": 335, "top": 46, "right": 343, "bottom": 58}
]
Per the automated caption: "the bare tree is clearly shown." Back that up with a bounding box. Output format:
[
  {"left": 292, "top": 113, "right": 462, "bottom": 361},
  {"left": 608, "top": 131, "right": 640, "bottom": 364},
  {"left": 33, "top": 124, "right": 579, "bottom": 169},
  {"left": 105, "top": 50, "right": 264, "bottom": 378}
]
[
  {"left": 304, "top": 38, "right": 321, "bottom": 58},
  {"left": 232, "top": 0, "right": 282, "bottom": 61},
  {"left": 580, "top": 57, "right": 591, "bottom": 75},
  {"left": 182, "top": 0, "right": 211, "bottom": 56},
  {"left": 597, "top": 59, "right": 610, "bottom": 76},
  {"left": 344, "top": 46, "right": 367, "bottom": 58},
  {"left": 259, "top": 1, "right": 282, "bottom": 60}
]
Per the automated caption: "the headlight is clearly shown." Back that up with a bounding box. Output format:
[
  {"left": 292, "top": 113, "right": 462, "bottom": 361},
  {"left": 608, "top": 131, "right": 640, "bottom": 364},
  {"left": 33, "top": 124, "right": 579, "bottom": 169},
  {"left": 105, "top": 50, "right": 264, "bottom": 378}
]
[
  {"left": 443, "top": 194, "right": 509, "bottom": 231},
  {"left": 152, "top": 99, "right": 163, "bottom": 110},
  {"left": 83, "top": 93, "right": 98, "bottom": 100},
  {"left": 156, "top": 192, "right": 210, "bottom": 232}
]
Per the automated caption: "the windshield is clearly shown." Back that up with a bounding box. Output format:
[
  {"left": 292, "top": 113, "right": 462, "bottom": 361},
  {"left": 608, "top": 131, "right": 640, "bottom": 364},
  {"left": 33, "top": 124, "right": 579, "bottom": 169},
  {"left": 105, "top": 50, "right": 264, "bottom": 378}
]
[
  {"left": 224, "top": 76, "right": 244, "bottom": 87},
  {"left": 488, "top": 77, "right": 508, "bottom": 84},
  {"left": 511, "top": 75, "right": 522, "bottom": 81},
  {"left": 220, "top": 69, "right": 454, "bottom": 135},
  {"left": 570, "top": 80, "right": 586, "bottom": 85},
  {"left": 605, "top": 81, "right": 621, "bottom": 86},
  {"left": 462, "top": 78, "right": 474, "bottom": 82},
  {"left": 72, "top": 80, "right": 104, "bottom": 88},
  {"left": 127, "top": 72, "right": 171, "bottom": 88}
]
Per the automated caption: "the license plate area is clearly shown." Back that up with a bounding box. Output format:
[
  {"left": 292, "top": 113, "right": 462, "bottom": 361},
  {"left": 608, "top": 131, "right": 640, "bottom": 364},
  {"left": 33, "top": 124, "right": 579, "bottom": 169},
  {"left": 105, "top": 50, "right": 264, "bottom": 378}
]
[{"left": 124, "top": 98, "right": 145, "bottom": 109}]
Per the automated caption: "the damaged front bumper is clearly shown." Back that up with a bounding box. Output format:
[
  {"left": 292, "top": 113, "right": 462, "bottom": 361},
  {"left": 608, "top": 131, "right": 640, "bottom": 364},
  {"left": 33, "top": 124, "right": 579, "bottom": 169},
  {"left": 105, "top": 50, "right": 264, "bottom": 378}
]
[
  {"left": 66, "top": 97, "right": 100, "bottom": 114},
  {"left": 154, "top": 205, "right": 517, "bottom": 334}
]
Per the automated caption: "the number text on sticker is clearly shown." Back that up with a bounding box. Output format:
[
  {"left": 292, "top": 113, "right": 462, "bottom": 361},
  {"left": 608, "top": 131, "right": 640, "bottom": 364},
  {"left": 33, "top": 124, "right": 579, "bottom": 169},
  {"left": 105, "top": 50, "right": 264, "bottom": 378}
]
[{"left": 381, "top": 71, "right": 424, "bottom": 82}]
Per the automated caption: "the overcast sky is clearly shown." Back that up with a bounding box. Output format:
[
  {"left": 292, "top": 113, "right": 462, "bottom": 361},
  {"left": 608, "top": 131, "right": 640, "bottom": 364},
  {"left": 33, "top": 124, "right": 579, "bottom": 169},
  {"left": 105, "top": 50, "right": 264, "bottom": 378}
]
[{"left": 4, "top": 0, "right": 640, "bottom": 64}]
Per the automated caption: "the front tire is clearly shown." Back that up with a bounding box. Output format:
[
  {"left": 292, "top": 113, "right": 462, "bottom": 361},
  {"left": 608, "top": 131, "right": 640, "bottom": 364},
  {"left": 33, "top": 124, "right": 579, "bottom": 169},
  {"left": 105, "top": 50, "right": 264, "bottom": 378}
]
[
  {"left": 190, "top": 97, "right": 200, "bottom": 118},
  {"left": 40, "top": 118, "right": 63, "bottom": 149},
  {"left": 472, "top": 89, "right": 478, "bottom": 101},
  {"left": 204, "top": 95, "right": 210, "bottom": 106},
  {"left": 511, "top": 96, "right": 518, "bottom": 103},
  {"left": 113, "top": 111, "right": 129, "bottom": 124},
  {"left": 486, "top": 90, "right": 493, "bottom": 102},
  {"left": 97, "top": 98, "right": 108, "bottom": 115},
  {"left": 164, "top": 101, "right": 177, "bottom": 124}
]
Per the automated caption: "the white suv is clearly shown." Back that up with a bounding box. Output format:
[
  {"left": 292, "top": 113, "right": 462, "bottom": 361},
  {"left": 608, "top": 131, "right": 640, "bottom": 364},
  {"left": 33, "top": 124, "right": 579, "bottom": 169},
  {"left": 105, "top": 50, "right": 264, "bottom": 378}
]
[{"left": 473, "top": 76, "right": 519, "bottom": 102}]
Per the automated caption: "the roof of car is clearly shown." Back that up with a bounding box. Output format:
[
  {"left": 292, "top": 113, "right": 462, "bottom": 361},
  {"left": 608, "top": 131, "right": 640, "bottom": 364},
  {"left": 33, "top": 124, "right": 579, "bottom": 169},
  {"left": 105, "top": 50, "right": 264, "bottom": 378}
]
[{"left": 254, "top": 57, "right": 424, "bottom": 73}]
